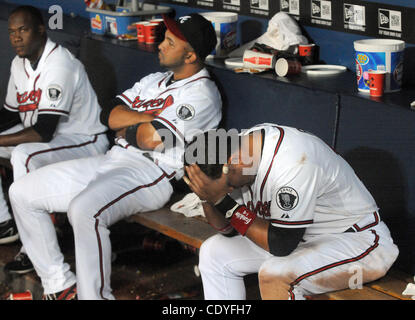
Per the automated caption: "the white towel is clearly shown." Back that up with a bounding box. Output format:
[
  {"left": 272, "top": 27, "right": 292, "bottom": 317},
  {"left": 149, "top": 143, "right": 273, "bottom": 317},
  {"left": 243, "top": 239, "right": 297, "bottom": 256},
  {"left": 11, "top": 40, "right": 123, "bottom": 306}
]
[
  {"left": 257, "top": 12, "right": 308, "bottom": 50},
  {"left": 170, "top": 193, "right": 205, "bottom": 217},
  {"left": 402, "top": 276, "right": 415, "bottom": 300},
  {"left": 229, "top": 12, "right": 308, "bottom": 57}
]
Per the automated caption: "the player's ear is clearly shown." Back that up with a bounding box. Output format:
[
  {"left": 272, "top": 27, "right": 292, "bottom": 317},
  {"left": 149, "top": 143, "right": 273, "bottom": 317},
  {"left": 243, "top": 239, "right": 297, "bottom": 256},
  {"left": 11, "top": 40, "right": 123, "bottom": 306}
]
[
  {"left": 184, "top": 50, "right": 197, "bottom": 64},
  {"left": 38, "top": 24, "right": 46, "bottom": 37}
]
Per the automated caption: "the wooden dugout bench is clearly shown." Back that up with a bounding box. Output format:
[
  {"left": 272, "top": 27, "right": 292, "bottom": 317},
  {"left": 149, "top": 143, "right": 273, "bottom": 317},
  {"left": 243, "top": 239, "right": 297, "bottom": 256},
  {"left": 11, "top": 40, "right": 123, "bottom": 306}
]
[{"left": 128, "top": 194, "right": 217, "bottom": 250}]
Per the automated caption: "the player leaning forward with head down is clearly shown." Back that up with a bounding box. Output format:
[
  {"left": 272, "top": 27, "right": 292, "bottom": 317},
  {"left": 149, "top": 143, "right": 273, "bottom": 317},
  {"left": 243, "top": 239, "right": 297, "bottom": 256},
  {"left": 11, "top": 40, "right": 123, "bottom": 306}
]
[
  {"left": 184, "top": 124, "right": 399, "bottom": 300},
  {"left": 0, "top": 6, "right": 108, "bottom": 273},
  {"left": 7, "top": 13, "right": 221, "bottom": 299}
]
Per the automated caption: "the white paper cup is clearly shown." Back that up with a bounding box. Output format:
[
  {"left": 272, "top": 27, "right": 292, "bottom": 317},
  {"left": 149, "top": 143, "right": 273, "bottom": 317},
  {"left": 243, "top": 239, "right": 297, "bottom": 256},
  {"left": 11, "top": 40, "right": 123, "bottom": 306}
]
[
  {"left": 275, "top": 58, "right": 302, "bottom": 77},
  {"left": 243, "top": 49, "right": 276, "bottom": 69}
]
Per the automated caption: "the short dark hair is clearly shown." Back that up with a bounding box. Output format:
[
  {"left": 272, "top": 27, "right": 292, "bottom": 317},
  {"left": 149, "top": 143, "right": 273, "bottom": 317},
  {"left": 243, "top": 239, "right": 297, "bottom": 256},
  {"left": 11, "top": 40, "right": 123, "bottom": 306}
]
[
  {"left": 10, "top": 5, "right": 45, "bottom": 28},
  {"left": 184, "top": 129, "right": 241, "bottom": 179}
]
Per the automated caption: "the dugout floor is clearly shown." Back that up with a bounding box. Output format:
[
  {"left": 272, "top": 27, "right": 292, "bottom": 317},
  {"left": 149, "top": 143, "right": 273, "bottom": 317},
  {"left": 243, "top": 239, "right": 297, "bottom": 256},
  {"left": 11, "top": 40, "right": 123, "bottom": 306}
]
[{"left": 0, "top": 218, "right": 260, "bottom": 300}]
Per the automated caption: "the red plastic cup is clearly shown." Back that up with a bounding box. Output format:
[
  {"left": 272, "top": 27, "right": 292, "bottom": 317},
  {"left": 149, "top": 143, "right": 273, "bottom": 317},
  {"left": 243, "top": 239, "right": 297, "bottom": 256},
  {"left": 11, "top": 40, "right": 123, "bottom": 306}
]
[
  {"left": 136, "top": 21, "right": 149, "bottom": 43},
  {"left": 8, "top": 290, "right": 33, "bottom": 300},
  {"left": 298, "top": 43, "right": 315, "bottom": 57},
  {"left": 144, "top": 23, "right": 158, "bottom": 44},
  {"left": 275, "top": 58, "right": 302, "bottom": 77},
  {"left": 368, "top": 70, "right": 386, "bottom": 97}
]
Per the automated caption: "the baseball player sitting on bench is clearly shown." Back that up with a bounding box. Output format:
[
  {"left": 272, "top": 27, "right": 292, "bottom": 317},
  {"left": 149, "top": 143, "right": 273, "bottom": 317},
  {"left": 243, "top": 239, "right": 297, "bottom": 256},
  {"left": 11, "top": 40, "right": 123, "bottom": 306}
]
[
  {"left": 8, "top": 13, "right": 222, "bottom": 299},
  {"left": 183, "top": 124, "right": 399, "bottom": 300},
  {"left": 0, "top": 6, "right": 109, "bottom": 274}
]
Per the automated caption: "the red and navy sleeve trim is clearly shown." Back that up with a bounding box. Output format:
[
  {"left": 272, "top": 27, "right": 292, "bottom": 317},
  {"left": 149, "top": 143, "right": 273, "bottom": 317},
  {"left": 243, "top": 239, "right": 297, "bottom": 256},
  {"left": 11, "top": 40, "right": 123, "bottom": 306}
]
[
  {"left": 38, "top": 109, "right": 70, "bottom": 116},
  {"left": 4, "top": 102, "right": 18, "bottom": 112},
  {"left": 271, "top": 219, "right": 314, "bottom": 226}
]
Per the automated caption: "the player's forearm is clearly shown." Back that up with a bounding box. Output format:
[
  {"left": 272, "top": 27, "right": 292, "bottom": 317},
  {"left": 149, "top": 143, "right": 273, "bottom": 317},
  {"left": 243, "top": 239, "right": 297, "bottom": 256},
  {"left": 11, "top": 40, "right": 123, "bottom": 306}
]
[
  {"left": 245, "top": 218, "right": 270, "bottom": 251},
  {"left": 202, "top": 202, "right": 236, "bottom": 236},
  {"left": 212, "top": 195, "right": 271, "bottom": 249},
  {"left": 107, "top": 105, "right": 155, "bottom": 131},
  {"left": 202, "top": 199, "right": 270, "bottom": 249},
  {"left": 0, "top": 127, "right": 43, "bottom": 146},
  {"left": 134, "top": 122, "right": 164, "bottom": 151}
]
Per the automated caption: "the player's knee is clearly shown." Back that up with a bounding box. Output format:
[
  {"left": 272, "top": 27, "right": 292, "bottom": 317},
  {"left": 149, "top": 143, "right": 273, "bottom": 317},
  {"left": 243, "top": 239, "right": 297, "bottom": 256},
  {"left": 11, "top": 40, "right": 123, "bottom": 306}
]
[
  {"left": 67, "top": 195, "right": 95, "bottom": 228},
  {"left": 10, "top": 144, "right": 30, "bottom": 169},
  {"left": 258, "top": 257, "right": 293, "bottom": 285},
  {"left": 198, "top": 234, "right": 225, "bottom": 273},
  {"left": 9, "top": 179, "right": 31, "bottom": 209}
]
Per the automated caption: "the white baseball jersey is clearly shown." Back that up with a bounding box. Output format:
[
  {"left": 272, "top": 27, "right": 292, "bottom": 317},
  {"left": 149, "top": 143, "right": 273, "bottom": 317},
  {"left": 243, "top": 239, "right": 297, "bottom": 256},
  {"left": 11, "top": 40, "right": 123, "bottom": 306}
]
[
  {"left": 199, "top": 123, "right": 398, "bottom": 300},
  {"left": 4, "top": 38, "right": 107, "bottom": 136},
  {"left": 115, "top": 68, "right": 222, "bottom": 175},
  {"left": 9, "top": 68, "right": 222, "bottom": 299},
  {"left": 232, "top": 123, "right": 379, "bottom": 235}
]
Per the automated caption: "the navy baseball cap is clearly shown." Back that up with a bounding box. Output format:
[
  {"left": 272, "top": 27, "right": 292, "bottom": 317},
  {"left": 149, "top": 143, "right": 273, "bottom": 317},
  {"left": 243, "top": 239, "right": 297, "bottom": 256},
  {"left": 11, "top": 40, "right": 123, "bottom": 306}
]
[{"left": 162, "top": 13, "right": 217, "bottom": 61}]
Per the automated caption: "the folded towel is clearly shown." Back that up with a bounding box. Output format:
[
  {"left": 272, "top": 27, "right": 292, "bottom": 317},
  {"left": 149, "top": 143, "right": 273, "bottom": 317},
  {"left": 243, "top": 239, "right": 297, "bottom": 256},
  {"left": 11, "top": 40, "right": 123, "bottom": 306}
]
[
  {"left": 402, "top": 276, "right": 415, "bottom": 300},
  {"left": 170, "top": 193, "right": 205, "bottom": 217}
]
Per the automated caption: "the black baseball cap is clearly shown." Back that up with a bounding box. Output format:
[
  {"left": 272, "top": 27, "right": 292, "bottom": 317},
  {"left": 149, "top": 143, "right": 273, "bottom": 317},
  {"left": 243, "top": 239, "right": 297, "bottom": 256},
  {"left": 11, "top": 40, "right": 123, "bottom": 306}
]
[{"left": 162, "top": 13, "right": 217, "bottom": 61}]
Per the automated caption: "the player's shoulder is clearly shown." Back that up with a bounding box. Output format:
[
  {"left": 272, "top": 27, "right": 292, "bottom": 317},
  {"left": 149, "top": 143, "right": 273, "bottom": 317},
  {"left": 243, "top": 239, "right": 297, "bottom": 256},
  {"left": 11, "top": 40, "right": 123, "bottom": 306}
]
[
  {"left": 43, "top": 40, "right": 81, "bottom": 70},
  {"left": 10, "top": 55, "right": 22, "bottom": 71},
  {"left": 187, "top": 68, "right": 215, "bottom": 86},
  {"left": 180, "top": 68, "right": 219, "bottom": 95},
  {"left": 140, "top": 71, "right": 170, "bottom": 84},
  {"left": 46, "top": 45, "right": 77, "bottom": 66}
]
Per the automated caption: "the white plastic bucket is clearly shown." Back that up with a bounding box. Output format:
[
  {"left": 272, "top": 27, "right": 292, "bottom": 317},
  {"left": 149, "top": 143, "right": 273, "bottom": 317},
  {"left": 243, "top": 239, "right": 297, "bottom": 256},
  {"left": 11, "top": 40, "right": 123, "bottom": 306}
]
[
  {"left": 200, "top": 12, "right": 238, "bottom": 58},
  {"left": 354, "top": 39, "right": 405, "bottom": 93}
]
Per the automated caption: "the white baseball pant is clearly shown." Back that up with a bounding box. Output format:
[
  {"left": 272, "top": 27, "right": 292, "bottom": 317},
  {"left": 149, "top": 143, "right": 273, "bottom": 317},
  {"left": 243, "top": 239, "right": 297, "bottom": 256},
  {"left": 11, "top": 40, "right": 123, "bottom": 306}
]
[
  {"left": 0, "top": 124, "right": 23, "bottom": 221},
  {"left": 0, "top": 124, "right": 109, "bottom": 222},
  {"left": 199, "top": 221, "right": 399, "bottom": 300},
  {"left": 9, "top": 146, "right": 174, "bottom": 299}
]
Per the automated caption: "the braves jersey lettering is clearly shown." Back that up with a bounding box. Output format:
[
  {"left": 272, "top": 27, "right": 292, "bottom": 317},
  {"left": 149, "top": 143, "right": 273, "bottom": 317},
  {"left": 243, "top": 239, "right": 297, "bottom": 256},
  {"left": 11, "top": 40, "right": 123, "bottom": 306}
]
[
  {"left": 131, "top": 94, "right": 174, "bottom": 114},
  {"left": 17, "top": 88, "right": 42, "bottom": 113},
  {"left": 16, "top": 88, "right": 42, "bottom": 105},
  {"left": 246, "top": 200, "right": 271, "bottom": 217}
]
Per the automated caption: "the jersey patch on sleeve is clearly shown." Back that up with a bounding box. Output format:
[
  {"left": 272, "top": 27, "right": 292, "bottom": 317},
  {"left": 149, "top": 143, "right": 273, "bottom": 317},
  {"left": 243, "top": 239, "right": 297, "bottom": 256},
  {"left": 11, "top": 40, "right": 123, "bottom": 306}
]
[
  {"left": 176, "top": 104, "right": 195, "bottom": 121},
  {"left": 276, "top": 186, "right": 299, "bottom": 211},
  {"left": 46, "top": 84, "right": 62, "bottom": 101}
]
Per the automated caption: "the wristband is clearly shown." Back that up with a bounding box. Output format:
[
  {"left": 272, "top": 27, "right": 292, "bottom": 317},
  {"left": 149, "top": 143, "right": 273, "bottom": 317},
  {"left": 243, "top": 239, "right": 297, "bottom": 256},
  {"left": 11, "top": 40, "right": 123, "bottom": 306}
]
[
  {"left": 214, "top": 194, "right": 239, "bottom": 218},
  {"left": 125, "top": 123, "right": 140, "bottom": 148},
  {"left": 230, "top": 206, "right": 257, "bottom": 236}
]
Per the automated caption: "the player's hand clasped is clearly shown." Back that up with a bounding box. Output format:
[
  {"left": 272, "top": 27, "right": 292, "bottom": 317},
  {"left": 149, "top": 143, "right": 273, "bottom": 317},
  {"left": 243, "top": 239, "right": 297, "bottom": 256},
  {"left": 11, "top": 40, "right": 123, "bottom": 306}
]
[{"left": 184, "top": 164, "right": 232, "bottom": 205}]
